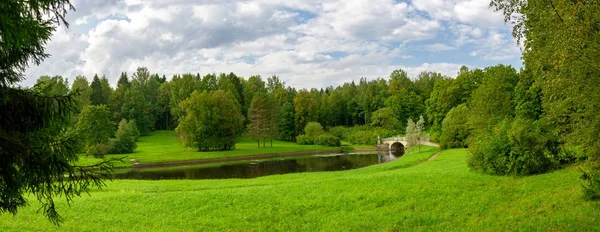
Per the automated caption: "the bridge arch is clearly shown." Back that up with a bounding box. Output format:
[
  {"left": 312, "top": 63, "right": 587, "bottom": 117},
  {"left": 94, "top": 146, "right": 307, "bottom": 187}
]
[{"left": 389, "top": 142, "right": 405, "bottom": 155}]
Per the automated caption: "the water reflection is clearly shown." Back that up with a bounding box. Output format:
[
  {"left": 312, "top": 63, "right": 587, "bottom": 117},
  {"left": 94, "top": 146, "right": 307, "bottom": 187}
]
[{"left": 114, "top": 151, "right": 402, "bottom": 180}]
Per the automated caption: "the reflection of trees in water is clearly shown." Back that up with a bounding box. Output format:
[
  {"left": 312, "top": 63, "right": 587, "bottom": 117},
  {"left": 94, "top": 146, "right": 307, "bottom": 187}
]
[
  {"left": 376, "top": 150, "right": 400, "bottom": 163},
  {"left": 115, "top": 153, "right": 400, "bottom": 180}
]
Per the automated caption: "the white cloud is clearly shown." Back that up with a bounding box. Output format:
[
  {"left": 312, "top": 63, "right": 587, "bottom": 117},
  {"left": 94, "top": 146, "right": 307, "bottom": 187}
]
[{"left": 22, "top": 0, "right": 521, "bottom": 89}]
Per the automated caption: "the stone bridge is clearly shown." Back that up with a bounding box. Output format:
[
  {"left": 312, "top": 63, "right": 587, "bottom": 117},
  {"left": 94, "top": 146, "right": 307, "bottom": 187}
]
[{"left": 377, "top": 135, "right": 439, "bottom": 153}]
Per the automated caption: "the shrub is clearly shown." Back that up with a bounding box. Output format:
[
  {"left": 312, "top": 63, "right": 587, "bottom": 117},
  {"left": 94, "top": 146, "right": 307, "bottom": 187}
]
[
  {"left": 296, "top": 135, "right": 313, "bottom": 145},
  {"left": 440, "top": 104, "right": 470, "bottom": 149},
  {"left": 329, "top": 126, "right": 347, "bottom": 140},
  {"left": 581, "top": 159, "right": 600, "bottom": 200},
  {"left": 468, "top": 118, "right": 559, "bottom": 176},
  {"left": 110, "top": 119, "right": 139, "bottom": 154},
  {"left": 314, "top": 135, "right": 341, "bottom": 147},
  {"left": 304, "top": 122, "right": 324, "bottom": 137},
  {"left": 86, "top": 143, "right": 111, "bottom": 158}
]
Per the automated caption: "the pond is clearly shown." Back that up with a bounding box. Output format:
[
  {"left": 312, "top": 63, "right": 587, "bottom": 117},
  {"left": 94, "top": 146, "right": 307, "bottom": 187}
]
[{"left": 113, "top": 150, "right": 402, "bottom": 180}]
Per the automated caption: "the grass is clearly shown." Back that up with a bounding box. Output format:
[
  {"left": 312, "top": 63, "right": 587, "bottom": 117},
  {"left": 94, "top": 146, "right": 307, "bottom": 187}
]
[
  {"left": 3, "top": 148, "right": 599, "bottom": 231},
  {"left": 75, "top": 130, "right": 340, "bottom": 167}
]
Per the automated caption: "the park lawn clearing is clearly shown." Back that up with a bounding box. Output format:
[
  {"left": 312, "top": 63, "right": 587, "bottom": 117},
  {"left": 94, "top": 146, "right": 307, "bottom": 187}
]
[
  {"left": 3, "top": 148, "right": 599, "bottom": 231},
  {"left": 75, "top": 130, "right": 340, "bottom": 167}
]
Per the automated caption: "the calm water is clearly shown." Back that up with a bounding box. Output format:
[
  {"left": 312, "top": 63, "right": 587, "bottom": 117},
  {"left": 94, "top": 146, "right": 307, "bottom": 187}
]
[{"left": 113, "top": 150, "right": 402, "bottom": 180}]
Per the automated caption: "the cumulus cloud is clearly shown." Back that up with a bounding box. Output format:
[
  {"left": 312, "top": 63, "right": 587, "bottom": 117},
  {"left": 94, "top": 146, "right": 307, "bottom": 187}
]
[{"left": 23, "top": 0, "right": 521, "bottom": 88}]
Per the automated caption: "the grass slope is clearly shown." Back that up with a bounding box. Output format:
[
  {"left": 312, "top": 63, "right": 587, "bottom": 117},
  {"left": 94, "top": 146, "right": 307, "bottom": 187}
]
[
  {"left": 76, "top": 130, "right": 340, "bottom": 167},
  {"left": 3, "top": 149, "right": 599, "bottom": 231}
]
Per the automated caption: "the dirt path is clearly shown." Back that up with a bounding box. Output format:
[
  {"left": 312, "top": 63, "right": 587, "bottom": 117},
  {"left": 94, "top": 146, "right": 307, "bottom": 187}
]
[{"left": 428, "top": 152, "right": 441, "bottom": 161}]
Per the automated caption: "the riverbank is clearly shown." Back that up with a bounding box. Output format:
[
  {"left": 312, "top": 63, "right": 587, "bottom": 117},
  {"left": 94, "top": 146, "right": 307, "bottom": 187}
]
[
  {"left": 75, "top": 130, "right": 358, "bottom": 168},
  {"left": 3, "top": 148, "right": 598, "bottom": 231}
]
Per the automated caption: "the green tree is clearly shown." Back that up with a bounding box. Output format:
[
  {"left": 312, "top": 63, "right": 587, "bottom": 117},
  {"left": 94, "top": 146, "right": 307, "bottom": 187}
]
[
  {"left": 304, "top": 122, "right": 324, "bottom": 138},
  {"left": 108, "top": 73, "right": 130, "bottom": 123},
  {"left": 370, "top": 107, "right": 400, "bottom": 131},
  {"left": 405, "top": 118, "right": 418, "bottom": 153},
  {"left": 122, "top": 67, "right": 160, "bottom": 135},
  {"left": 294, "top": 89, "right": 318, "bottom": 135},
  {"left": 416, "top": 115, "right": 425, "bottom": 152},
  {"left": 0, "top": 0, "right": 114, "bottom": 224},
  {"left": 71, "top": 75, "right": 92, "bottom": 112},
  {"left": 243, "top": 75, "right": 266, "bottom": 118},
  {"left": 278, "top": 101, "right": 296, "bottom": 141},
  {"left": 440, "top": 104, "right": 470, "bottom": 149},
  {"left": 75, "top": 105, "right": 113, "bottom": 157},
  {"left": 248, "top": 93, "right": 269, "bottom": 148},
  {"left": 90, "top": 74, "right": 106, "bottom": 105},
  {"left": 100, "top": 76, "right": 113, "bottom": 104},
  {"left": 110, "top": 119, "right": 139, "bottom": 154},
  {"left": 34, "top": 75, "right": 69, "bottom": 96},
  {"left": 176, "top": 90, "right": 244, "bottom": 151}
]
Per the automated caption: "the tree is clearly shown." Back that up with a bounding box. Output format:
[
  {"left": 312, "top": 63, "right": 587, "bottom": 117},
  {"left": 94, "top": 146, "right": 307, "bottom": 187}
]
[
  {"left": 75, "top": 105, "right": 113, "bottom": 157},
  {"left": 439, "top": 104, "right": 470, "bottom": 149},
  {"left": 176, "top": 90, "right": 245, "bottom": 151},
  {"left": 370, "top": 107, "right": 400, "bottom": 131},
  {"left": 304, "top": 122, "right": 324, "bottom": 138},
  {"left": 122, "top": 67, "right": 160, "bottom": 135},
  {"left": 294, "top": 89, "right": 318, "bottom": 135},
  {"left": 416, "top": 115, "right": 425, "bottom": 152},
  {"left": 90, "top": 74, "right": 106, "bottom": 105},
  {"left": 71, "top": 75, "right": 92, "bottom": 112},
  {"left": 278, "top": 101, "right": 296, "bottom": 141},
  {"left": 0, "top": 0, "right": 113, "bottom": 224},
  {"left": 34, "top": 75, "right": 69, "bottom": 96},
  {"left": 247, "top": 94, "right": 269, "bottom": 148},
  {"left": 110, "top": 119, "right": 139, "bottom": 154},
  {"left": 405, "top": 118, "right": 418, "bottom": 153},
  {"left": 108, "top": 73, "right": 130, "bottom": 123}
]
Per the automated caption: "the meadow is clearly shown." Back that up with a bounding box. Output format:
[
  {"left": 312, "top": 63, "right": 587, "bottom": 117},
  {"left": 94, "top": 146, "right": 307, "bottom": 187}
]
[
  {"left": 76, "top": 130, "right": 342, "bottom": 167},
  {"left": 2, "top": 148, "right": 598, "bottom": 231}
]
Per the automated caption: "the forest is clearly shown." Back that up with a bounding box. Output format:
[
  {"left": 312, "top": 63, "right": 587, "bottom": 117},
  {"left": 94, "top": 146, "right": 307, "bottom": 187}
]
[{"left": 1, "top": 0, "right": 599, "bottom": 227}]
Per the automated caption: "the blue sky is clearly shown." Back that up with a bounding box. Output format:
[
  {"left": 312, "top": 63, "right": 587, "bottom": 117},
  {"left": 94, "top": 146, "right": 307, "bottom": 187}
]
[{"left": 24, "top": 0, "right": 522, "bottom": 89}]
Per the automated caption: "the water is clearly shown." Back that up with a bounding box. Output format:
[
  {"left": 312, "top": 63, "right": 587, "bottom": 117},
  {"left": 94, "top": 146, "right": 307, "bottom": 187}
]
[{"left": 113, "top": 150, "right": 402, "bottom": 180}]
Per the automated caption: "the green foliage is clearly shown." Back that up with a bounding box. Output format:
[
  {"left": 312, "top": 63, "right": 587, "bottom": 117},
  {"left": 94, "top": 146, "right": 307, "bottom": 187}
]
[
  {"left": 370, "top": 107, "right": 400, "bottom": 131},
  {"left": 247, "top": 93, "right": 278, "bottom": 147},
  {"left": 110, "top": 119, "right": 139, "bottom": 154},
  {"left": 122, "top": 67, "right": 161, "bottom": 135},
  {"left": 176, "top": 90, "right": 245, "bottom": 151},
  {"left": 314, "top": 134, "right": 341, "bottom": 147},
  {"left": 70, "top": 75, "right": 91, "bottom": 113},
  {"left": 278, "top": 101, "right": 296, "bottom": 141},
  {"left": 304, "top": 122, "right": 324, "bottom": 137},
  {"left": 468, "top": 119, "right": 559, "bottom": 176},
  {"left": 76, "top": 105, "right": 113, "bottom": 158},
  {"left": 90, "top": 74, "right": 107, "bottom": 105},
  {"left": 0, "top": 0, "right": 114, "bottom": 224},
  {"left": 580, "top": 159, "right": 600, "bottom": 200},
  {"left": 34, "top": 75, "right": 69, "bottom": 96},
  {"left": 294, "top": 90, "right": 318, "bottom": 135},
  {"left": 295, "top": 134, "right": 313, "bottom": 145},
  {"left": 440, "top": 104, "right": 470, "bottom": 149}
]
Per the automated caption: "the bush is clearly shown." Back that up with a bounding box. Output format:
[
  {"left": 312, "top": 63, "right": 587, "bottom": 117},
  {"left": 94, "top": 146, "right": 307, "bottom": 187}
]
[
  {"left": 110, "top": 119, "right": 139, "bottom": 154},
  {"left": 304, "top": 122, "right": 324, "bottom": 137},
  {"left": 329, "top": 126, "right": 347, "bottom": 140},
  {"left": 86, "top": 143, "right": 111, "bottom": 158},
  {"left": 440, "top": 104, "right": 470, "bottom": 149},
  {"left": 296, "top": 135, "right": 313, "bottom": 145},
  {"left": 581, "top": 159, "right": 600, "bottom": 200},
  {"left": 314, "top": 135, "right": 341, "bottom": 147},
  {"left": 468, "top": 118, "right": 559, "bottom": 176}
]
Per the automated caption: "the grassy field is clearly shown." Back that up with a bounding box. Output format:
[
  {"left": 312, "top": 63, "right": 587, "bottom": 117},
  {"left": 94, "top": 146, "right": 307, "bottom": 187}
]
[
  {"left": 76, "top": 130, "right": 342, "bottom": 167},
  {"left": 3, "top": 148, "right": 599, "bottom": 231}
]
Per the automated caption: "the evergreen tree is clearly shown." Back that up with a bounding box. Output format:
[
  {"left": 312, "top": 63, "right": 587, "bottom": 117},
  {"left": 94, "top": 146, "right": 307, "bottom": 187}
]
[{"left": 0, "top": 0, "right": 113, "bottom": 223}]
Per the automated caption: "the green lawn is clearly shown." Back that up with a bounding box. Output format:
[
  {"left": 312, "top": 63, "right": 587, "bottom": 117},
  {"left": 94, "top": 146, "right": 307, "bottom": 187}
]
[
  {"left": 76, "top": 130, "right": 340, "bottom": 167},
  {"left": 4, "top": 148, "right": 599, "bottom": 231}
]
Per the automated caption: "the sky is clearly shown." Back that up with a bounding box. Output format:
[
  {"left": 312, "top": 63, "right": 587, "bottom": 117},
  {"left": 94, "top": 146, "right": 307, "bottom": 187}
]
[{"left": 23, "top": 0, "right": 523, "bottom": 89}]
